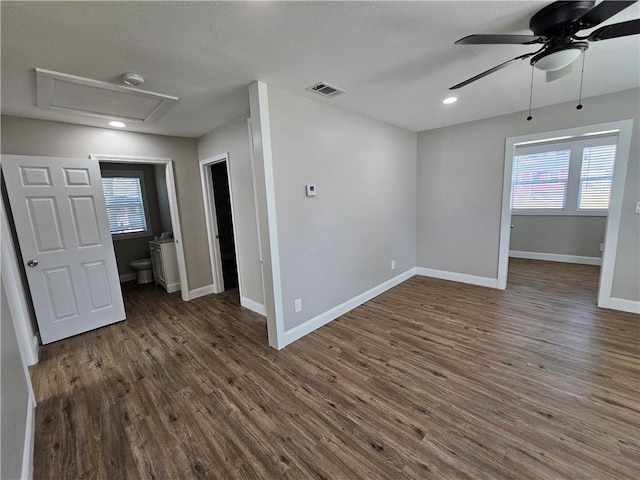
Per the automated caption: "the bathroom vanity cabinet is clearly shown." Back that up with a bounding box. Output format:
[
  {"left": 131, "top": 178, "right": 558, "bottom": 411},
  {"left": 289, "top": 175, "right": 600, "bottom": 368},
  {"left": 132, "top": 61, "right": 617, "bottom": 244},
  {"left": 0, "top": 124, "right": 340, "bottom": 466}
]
[{"left": 149, "top": 240, "right": 180, "bottom": 293}]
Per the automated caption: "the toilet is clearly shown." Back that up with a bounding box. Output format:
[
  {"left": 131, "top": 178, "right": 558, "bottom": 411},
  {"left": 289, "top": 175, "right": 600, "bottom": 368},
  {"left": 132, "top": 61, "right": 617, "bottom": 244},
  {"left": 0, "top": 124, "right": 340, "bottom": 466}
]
[{"left": 129, "top": 258, "right": 153, "bottom": 284}]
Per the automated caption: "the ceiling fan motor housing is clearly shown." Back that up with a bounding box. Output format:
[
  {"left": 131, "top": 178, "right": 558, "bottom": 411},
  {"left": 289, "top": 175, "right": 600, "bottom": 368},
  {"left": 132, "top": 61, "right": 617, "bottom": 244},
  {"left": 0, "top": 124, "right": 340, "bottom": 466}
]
[
  {"left": 529, "top": 0, "right": 596, "bottom": 37},
  {"left": 529, "top": 2, "right": 596, "bottom": 72}
]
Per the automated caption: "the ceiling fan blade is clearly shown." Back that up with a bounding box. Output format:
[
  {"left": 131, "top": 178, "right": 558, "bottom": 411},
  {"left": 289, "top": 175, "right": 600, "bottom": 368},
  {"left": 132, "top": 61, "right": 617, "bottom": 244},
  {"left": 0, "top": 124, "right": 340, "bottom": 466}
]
[
  {"left": 455, "top": 34, "right": 545, "bottom": 45},
  {"left": 449, "top": 53, "right": 535, "bottom": 90},
  {"left": 546, "top": 64, "right": 573, "bottom": 82},
  {"left": 578, "top": 0, "right": 638, "bottom": 29},
  {"left": 587, "top": 18, "right": 640, "bottom": 40}
]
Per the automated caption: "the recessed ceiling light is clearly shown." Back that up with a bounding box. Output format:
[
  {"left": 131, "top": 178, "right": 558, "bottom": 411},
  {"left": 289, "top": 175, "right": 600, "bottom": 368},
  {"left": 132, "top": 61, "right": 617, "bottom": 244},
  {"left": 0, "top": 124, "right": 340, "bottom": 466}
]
[
  {"left": 109, "top": 121, "right": 126, "bottom": 128},
  {"left": 442, "top": 97, "right": 458, "bottom": 105}
]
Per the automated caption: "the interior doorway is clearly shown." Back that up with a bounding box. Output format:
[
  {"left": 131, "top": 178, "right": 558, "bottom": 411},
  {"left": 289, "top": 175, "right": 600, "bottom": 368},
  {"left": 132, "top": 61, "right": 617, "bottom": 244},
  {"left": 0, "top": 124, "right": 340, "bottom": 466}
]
[
  {"left": 211, "top": 162, "right": 239, "bottom": 290},
  {"left": 200, "top": 153, "right": 242, "bottom": 295},
  {"left": 497, "top": 120, "right": 634, "bottom": 312},
  {"left": 89, "top": 154, "right": 189, "bottom": 301}
]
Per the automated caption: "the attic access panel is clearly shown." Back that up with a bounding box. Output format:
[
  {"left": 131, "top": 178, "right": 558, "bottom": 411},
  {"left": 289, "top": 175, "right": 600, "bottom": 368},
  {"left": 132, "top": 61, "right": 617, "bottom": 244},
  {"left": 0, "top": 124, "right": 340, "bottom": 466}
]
[{"left": 35, "top": 68, "right": 179, "bottom": 123}]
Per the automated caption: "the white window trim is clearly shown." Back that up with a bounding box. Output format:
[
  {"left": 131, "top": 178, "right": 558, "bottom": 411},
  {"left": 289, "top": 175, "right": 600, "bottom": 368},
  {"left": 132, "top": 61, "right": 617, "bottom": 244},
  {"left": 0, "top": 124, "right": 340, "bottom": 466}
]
[
  {"left": 512, "top": 134, "right": 618, "bottom": 217},
  {"left": 100, "top": 169, "right": 152, "bottom": 240}
]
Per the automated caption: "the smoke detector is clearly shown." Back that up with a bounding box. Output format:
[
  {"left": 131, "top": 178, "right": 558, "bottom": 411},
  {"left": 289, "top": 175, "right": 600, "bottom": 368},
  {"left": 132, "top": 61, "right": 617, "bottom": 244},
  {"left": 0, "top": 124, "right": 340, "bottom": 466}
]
[
  {"left": 306, "top": 81, "right": 346, "bottom": 98},
  {"left": 122, "top": 72, "right": 144, "bottom": 87}
]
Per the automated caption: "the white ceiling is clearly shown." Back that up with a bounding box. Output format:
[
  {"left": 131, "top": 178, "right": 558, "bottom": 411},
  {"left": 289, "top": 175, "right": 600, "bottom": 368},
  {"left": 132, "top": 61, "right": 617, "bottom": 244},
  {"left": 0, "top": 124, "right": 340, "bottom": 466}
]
[{"left": 2, "top": 1, "right": 639, "bottom": 138}]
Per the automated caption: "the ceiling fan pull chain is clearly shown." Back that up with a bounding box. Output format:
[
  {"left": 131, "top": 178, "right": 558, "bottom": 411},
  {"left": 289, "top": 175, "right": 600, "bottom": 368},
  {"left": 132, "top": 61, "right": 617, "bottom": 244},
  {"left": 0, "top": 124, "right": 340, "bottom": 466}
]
[
  {"left": 577, "top": 50, "right": 586, "bottom": 110},
  {"left": 527, "top": 65, "right": 534, "bottom": 121}
]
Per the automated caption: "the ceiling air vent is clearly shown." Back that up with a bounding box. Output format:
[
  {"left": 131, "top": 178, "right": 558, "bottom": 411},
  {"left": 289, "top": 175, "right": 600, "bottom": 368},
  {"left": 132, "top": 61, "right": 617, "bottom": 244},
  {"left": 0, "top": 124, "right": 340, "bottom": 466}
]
[{"left": 306, "top": 82, "right": 345, "bottom": 98}]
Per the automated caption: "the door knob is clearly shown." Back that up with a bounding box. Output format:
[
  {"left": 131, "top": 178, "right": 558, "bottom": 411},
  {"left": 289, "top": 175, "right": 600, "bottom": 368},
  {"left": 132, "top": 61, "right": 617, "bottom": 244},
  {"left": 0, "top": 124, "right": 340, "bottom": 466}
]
[{"left": 27, "top": 259, "right": 38, "bottom": 267}]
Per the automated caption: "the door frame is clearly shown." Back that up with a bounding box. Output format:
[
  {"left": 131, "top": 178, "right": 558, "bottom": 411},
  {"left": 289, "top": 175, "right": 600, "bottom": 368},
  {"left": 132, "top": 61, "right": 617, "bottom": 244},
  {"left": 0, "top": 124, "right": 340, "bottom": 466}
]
[
  {"left": 199, "top": 153, "right": 244, "bottom": 296},
  {"left": 497, "top": 119, "right": 635, "bottom": 312},
  {"left": 247, "top": 118, "right": 267, "bottom": 305},
  {"left": 0, "top": 189, "right": 39, "bottom": 365},
  {"left": 89, "top": 154, "right": 189, "bottom": 301}
]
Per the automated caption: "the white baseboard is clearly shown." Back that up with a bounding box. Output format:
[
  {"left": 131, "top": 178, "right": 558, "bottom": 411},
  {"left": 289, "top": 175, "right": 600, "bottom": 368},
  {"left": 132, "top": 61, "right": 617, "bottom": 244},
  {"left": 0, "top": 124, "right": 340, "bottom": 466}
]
[
  {"left": 509, "top": 250, "right": 602, "bottom": 266},
  {"left": 599, "top": 296, "right": 640, "bottom": 314},
  {"left": 282, "top": 268, "right": 415, "bottom": 348},
  {"left": 415, "top": 267, "right": 498, "bottom": 289},
  {"left": 31, "top": 335, "right": 39, "bottom": 364},
  {"left": 188, "top": 284, "right": 215, "bottom": 300},
  {"left": 241, "top": 297, "right": 267, "bottom": 316},
  {"left": 21, "top": 393, "right": 36, "bottom": 480},
  {"left": 166, "top": 282, "right": 181, "bottom": 294},
  {"left": 119, "top": 273, "right": 137, "bottom": 283}
]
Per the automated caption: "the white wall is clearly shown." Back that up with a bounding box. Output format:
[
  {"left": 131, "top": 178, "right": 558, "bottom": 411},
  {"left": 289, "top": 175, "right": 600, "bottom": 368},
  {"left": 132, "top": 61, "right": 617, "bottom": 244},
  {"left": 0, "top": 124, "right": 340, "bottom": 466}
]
[
  {"left": 265, "top": 85, "right": 417, "bottom": 332},
  {"left": 197, "top": 115, "right": 264, "bottom": 307},
  {"left": 417, "top": 89, "right": 639, "bottom": 301},
  {"left": 1, "top": 115, "right": 210, "bottom": 290}
]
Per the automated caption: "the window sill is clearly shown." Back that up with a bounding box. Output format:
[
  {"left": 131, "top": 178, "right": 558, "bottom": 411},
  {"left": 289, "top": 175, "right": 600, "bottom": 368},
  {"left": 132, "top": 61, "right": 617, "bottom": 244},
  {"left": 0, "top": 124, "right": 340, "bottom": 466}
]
[
  {"left": 112, "top": 231, "right": 153, "bottom": 241},
  {"left": 512, "top": 210, "right": 607, "bottom": 217}
]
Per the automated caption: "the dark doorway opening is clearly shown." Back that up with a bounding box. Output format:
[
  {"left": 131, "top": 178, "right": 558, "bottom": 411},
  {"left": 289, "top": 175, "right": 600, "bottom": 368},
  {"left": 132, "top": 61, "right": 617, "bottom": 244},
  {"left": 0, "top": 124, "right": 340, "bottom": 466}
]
[{"left": 211, "top": 162, "right": 238, "bottom": 290}]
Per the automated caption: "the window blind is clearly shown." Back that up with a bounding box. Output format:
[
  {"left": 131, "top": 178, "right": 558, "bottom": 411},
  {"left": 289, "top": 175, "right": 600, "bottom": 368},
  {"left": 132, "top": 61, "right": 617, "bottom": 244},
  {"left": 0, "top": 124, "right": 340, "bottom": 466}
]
[
  {"left": 512, "top": 149, "right": 571, "bottom": 209},
  {"left": 101, "top": 177, "right": 148, "bottom": 235},
  {"left": 578, "top": 144, "right": 616, "bottom": 210}
]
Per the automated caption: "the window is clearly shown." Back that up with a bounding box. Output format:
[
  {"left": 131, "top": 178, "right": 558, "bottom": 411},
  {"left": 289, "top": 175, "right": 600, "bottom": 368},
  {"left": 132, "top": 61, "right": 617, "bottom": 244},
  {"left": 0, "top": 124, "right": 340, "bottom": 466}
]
[
  {"left": 101, "top": 172, "right": 150, "bottom": 237},
  {"left": 578, "top": 144, "right": 616, "bottom": 210},
  {"left": 512, "top": 134, "right": 617, "bottom": 215},
  {"left": 512, "top": 149, "right": 570, "bottom": 210}
]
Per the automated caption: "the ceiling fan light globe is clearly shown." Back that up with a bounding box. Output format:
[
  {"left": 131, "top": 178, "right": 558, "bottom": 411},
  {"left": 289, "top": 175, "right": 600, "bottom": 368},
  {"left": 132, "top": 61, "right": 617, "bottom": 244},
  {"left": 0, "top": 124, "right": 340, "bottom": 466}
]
[{"left": 534, "top": 48, "right": 583, "bottom": 71}]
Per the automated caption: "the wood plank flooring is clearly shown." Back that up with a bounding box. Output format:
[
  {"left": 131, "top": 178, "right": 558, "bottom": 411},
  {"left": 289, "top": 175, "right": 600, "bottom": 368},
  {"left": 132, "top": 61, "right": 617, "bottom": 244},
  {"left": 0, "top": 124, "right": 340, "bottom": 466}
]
[{"left": 30, "top": 259, "right": 640, "bottom": 479}]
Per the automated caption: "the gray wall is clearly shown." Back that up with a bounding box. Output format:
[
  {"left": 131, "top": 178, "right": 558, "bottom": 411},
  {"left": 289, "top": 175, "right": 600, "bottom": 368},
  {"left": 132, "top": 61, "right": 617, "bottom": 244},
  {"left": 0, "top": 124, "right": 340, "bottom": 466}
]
[
  {"left": 417, "top": 88, "right": 639, "bottom": 301},
  {"left": 99, "top": 162, "right": 163, "bottom": 276},
  {"left": 154, "top": 164, "right": 173, "bottom": 233},
  {"left": 1, "top": 281, "right": 31, "bottom": 480},
  {"left": 197, "top": 115, "right": 264, "bottom": 306},
  {"left": 510, "top": 215, "right": 606, "bottom": 257},
  {"left": 266, "top": 85, "right": 417, "bottom": 331},
  {"left": 1, "top": 115, "right": 211, "bottom": 290}
]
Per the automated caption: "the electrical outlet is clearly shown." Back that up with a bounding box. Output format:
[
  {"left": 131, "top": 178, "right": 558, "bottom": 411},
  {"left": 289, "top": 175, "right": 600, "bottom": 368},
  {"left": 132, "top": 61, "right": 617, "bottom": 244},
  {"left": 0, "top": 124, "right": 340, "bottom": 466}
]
[
  {"left": 635, "top": 201, "right": 640, "bottom": 214},
  {"left": 294, "top": 298, "right": 302, "bottom": 313},
  {"left": 391, "top": 260, "right": 396, "bottom": 270},
  {"left": 600, "top": 243, "right": 604, "bottom": 252}
]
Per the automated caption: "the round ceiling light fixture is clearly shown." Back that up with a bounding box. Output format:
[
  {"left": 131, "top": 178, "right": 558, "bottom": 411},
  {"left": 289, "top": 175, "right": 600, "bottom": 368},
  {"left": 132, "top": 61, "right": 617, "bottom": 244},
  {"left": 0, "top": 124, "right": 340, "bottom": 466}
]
[
  {"left": 442, "top": 96, "right": 458, "bottom": 104},
  {"left": 109, "top": 121, "right": 126, "bottom": 128},
  {"left": 531, "top": 43, "right": 588, "bottom": 71},
  {"left": 122, "top": 72, "right": 144, "bottom": 87}
]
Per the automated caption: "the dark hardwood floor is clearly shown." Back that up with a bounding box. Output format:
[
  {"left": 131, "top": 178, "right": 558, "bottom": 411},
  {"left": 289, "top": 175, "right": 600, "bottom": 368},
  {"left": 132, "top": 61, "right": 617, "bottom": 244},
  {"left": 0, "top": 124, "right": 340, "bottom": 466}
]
[{"left": 30, "top": 259, "right": 639, "bottom": 479}]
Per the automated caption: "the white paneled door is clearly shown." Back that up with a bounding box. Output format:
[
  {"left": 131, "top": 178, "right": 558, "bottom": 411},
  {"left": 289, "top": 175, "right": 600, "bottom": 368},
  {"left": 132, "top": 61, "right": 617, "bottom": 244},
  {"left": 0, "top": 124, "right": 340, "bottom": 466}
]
[{"left": 2, "top": 155, "right": 125, "bottom": 344}]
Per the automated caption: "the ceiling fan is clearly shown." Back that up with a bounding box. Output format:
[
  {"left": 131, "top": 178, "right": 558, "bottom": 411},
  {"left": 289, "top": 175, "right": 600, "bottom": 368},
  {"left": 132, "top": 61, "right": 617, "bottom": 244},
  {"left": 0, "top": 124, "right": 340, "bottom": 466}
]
[{"left": 450, "top": 0, "right": 640, "bottom": 90}]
